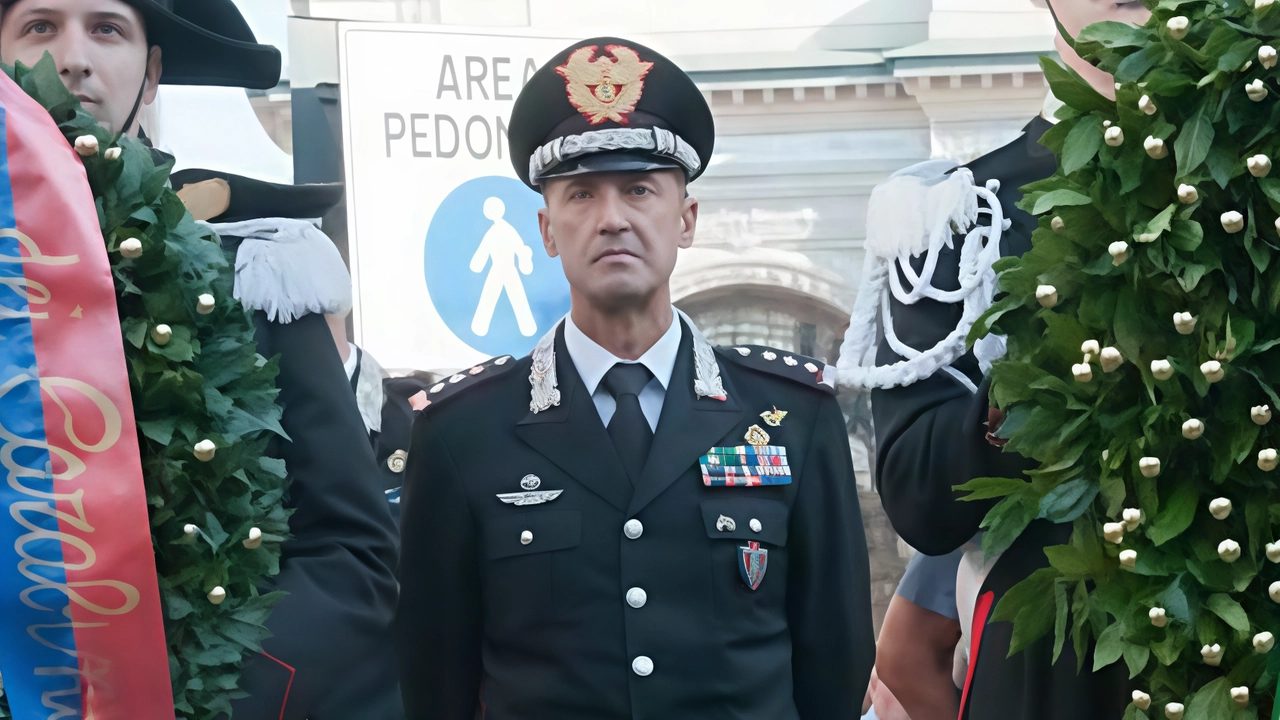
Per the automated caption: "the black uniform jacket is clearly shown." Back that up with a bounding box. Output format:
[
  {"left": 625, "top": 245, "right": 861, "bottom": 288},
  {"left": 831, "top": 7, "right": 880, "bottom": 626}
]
[
  {"left": 212, "top": 238, "right": 402, "bottom": 718},
  {"left": 870, "top": 117, "right": 1128, "bottom": 719},
  {"left": 396, "top": 321, "right": 874, "bottom": 720}
]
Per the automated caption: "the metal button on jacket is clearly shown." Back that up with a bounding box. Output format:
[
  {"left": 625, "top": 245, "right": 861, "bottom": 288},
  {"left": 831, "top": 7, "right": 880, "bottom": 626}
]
[
  {"left": 387, "top": 449, "right": 408, "bottom": 473},
  {"left": 632, "top": 656, "right": 654, "bottom": 677},
  {"left": 623, "top": 519, "right": 643, "bottom": 540},
  {"left": 626, "top": 587, "right": 647, "bottom": 609},
  {"left": 520, "top": 530, "right": 533, "bottom": 545},
  {"left": 749, "top": 518, "right": 762, "bottom": 533}
]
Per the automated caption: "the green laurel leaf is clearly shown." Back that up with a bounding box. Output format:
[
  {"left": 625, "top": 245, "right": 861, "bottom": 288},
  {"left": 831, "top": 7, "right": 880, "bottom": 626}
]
[
  {"left": 1033, "top": 188, "right": 1095, "bottom": 215},
  {"left": 1149, "top": 479, "right": 1199, "bottom": 546},
  {"left": 1062, "top": 117, "right": 1105, "bottom": 175},
  {"left": 1174, "top": 99, "right": 1216, "bottom": 177},
  {"left": 1206, "top": 593, "right": 1250, "bottom": 632}
]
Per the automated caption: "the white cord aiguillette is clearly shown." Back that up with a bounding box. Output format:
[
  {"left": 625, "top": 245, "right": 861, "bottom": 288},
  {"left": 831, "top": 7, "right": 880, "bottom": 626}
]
[{"left": 837, "top": 161, "right": 1011, "bottom": 393}]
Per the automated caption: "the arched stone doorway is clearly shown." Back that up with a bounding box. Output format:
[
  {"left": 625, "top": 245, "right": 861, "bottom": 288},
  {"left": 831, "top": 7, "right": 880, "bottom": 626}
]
[{"left": 671, "top": 247, "right": 852, "bottom": 363}]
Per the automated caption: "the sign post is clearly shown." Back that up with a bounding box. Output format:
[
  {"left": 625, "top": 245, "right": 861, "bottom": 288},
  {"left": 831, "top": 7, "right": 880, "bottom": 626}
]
[{"left": 339, "top": 24, "right": 575, "bottom": 371}]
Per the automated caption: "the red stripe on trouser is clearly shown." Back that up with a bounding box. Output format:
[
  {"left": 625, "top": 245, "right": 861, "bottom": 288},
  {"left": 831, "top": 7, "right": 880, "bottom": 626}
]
[
  {"left": 958, "top": 590, "right": 995, "bottom": 720},
  {"left": 261, "top": 652, "right": 296, "bottom": 720}
]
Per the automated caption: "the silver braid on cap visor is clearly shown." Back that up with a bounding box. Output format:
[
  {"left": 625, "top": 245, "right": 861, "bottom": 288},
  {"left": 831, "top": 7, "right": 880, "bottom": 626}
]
[{"left": 528, "top": 127, "right": 701, "bottom": 185}]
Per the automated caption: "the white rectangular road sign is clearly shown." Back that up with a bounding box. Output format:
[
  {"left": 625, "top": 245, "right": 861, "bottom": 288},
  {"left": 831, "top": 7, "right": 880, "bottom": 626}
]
[{"left": 339, "top": 23, "right": 576, "bottom": 372}]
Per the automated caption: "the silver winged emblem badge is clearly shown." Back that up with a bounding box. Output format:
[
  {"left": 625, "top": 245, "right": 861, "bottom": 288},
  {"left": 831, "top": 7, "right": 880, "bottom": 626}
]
[{"left": 496, "top": 490, "right": 564, "bottom": 506}]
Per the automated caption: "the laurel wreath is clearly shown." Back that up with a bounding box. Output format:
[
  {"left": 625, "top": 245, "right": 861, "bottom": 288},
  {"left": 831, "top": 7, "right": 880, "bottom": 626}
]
[
  {"left": 965, "top": 1, "right": 1280, "bottom": 717},
  {"left": 0, "top": 55, "right": 290, "bottom": 719}
]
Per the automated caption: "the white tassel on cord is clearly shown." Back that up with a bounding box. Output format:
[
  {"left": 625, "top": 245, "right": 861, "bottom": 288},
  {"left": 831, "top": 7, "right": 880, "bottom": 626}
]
[
  {"left": 837, "top": 160, "right": 1010, "bottom": 393},
  {"left": 207, "top": 218, "right": 353, "bottom": 324}
]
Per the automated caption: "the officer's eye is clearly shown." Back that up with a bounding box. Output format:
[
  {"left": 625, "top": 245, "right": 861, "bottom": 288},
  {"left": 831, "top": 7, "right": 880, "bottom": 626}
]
[
  {"left": 94, "top": 23, "right": 122, "bottom": 36},
  {"left": 572, "top": 190, "right": 591, "bottom": 200},
  {"left": 26, "top": 21, "right": 53, "bottom": 35},
  {"left": 629, "top": 186, "right": 652, "bottom": 196}
]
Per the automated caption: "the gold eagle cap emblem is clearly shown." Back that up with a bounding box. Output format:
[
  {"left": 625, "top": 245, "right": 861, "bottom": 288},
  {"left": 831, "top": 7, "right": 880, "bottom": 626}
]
[{"left": 556, "top": 44, "right": 654, "bottom": 125}]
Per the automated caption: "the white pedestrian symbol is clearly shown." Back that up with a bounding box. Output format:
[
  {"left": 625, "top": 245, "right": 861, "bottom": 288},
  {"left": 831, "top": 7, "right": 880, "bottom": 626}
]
[{"left": 470, "top": 197, "right": 537, "bottom": 337}]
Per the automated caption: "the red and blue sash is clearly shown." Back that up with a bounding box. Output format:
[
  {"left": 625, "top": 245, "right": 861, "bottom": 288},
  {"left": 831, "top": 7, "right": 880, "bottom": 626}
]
[{"left": 0, "top": 74, "right": 172, "bottom": 717}]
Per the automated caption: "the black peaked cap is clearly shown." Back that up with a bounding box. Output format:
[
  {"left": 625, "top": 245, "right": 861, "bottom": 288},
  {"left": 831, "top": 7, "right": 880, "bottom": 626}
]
[{"left": 508, "top": 37, "right": 714, "bottom": 191}]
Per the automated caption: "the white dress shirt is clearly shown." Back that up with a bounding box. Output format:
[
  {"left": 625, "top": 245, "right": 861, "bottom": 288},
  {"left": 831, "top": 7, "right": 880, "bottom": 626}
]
[
  {"left": 342, "top": 342, "right": 385, "bottom": 435},
  {"left": 342, "top": 341, "right": 360, "bottom": 380},
  {"left": 563, "top": 309, "right": 682, "bottom": 432}
]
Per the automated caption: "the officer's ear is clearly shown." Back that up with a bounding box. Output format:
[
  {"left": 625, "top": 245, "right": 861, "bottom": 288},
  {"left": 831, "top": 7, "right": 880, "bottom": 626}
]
[
  {"left": 142, "top": 46, "right": 163, "bottom": 106},
  {"left": 678, "top": 195, "right": 698, "bottom": 250},
  {"left": 537, "top": 207, "right": 560, "bottom": 259}
]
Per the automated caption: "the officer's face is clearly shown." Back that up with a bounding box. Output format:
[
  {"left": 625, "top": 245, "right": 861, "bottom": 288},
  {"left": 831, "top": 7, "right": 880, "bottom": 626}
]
[
  {"left": 539, "top": 169, "right": 698, "bottom": 313},
  {"left": 1048, "top": 0, "right": 1150, "bottom": 37},
  {"left": 0, "top": 0, "right": 162, "bottom": 135}
]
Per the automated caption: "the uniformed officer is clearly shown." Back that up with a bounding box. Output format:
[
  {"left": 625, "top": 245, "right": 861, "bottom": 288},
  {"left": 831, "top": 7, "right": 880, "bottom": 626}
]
[
  {"left": 838, "top": 2, "right": 1147, "bottom": 718},
  {"left": 0, "top": 3, "right": 402, "bottom": 717},
  {"left": 169, "top": 166, "right": 405, "bottom": 719},
  {"left": 395, "top": 37, "right": 874, "bottom": 720}
]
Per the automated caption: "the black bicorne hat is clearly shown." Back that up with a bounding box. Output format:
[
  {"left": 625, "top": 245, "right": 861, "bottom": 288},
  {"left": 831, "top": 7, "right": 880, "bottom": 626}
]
[
  {"left": 1, "top": 0, "right": 281, "bottom": 89},
  {"left": 171, "top": 168, "right": 343, "bottom": 224},
  {"left": 508, "top": 37, "right": 714, "bottom": 192}
]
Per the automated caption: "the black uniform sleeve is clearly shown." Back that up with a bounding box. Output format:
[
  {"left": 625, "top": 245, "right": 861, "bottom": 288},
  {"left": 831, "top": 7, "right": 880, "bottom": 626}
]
[
  {"left": 232, "top": 312, "right": 401, "bottom": 719},
  {"left": 870, "top": 268, "right": 1035, "bottom": 556},
  {"left": 395, "top": 414, "right": 482, "bottom": 720},
  {"left": 788, "top": 395, "right": 875, "bottom": 719}
]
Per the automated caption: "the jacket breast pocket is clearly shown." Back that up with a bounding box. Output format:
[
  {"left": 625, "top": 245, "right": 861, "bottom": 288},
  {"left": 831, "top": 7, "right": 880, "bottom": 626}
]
[
  {"left": 481, "top": 510, "right": 582, "bottom": 630},
  {"left": 700, "top": 497, "right": 789, "bottom": 547},
  {"left": 484, "top": 509, "right": 582, "bottom": 559},
  {"left": 700, "top": 497, "right": 790, "bottom": 602}
]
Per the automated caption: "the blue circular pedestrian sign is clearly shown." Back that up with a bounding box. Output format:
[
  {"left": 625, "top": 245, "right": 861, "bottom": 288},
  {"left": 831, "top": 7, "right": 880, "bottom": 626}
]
[{"left": 424, "top": 176, "right": 571, "bottom": 358}]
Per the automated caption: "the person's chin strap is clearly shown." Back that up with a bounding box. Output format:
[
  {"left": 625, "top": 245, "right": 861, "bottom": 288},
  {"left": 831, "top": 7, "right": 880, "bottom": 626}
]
[
  {"left": 1044, "top": 0, "right": 1058, "bottom": 24},
  {"left": 120, "top": 79, "right": 147, "bottom": 137},
  {"left": 120, "top": 48, "right": 158, "bottom": 137}
]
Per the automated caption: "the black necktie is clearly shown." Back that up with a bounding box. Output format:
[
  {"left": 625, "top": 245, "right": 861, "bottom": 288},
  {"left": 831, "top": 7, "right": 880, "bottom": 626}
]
[{"left": 602, "top": 363, "right": 654, "bottom": 485}]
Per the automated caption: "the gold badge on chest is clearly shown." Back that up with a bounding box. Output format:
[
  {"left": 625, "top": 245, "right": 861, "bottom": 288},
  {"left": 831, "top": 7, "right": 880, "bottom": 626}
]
[
  {"left": 743, "top": 424, "right": 771, "bottom": 447},
  {"left": 759, "top": 407, "right": 787, "bottom": 427}
]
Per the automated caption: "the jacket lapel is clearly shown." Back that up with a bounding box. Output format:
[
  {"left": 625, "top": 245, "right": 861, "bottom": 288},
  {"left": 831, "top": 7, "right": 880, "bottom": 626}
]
[
  {"left": 515, "top": 326, "right": 633, "bottom": 512},
  {"left": 627, "top": 323, "right": 744, "bottom": 516}
]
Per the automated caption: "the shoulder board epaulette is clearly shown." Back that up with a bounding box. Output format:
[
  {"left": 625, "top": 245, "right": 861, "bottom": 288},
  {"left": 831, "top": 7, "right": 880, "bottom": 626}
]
[
  {"left": 419, "top": 354, "right": 521, "bottom": 412},
  {"left": 715, "top": 345, "right": 837, "bottom": 395}
]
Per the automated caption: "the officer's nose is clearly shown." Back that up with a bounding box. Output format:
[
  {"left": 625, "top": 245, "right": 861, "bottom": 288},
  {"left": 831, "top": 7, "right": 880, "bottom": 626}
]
[
  {"left": 596, "top": 190, "right": 632, "bottom": 236},
  {"left": 56, "top": 32, "right": 94, "bottom": 88}
]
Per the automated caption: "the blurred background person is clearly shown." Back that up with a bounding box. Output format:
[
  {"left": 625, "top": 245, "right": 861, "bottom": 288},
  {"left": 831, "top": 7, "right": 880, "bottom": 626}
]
[{"left": 876, "top": 550, "right": 964, "bottom": 720}]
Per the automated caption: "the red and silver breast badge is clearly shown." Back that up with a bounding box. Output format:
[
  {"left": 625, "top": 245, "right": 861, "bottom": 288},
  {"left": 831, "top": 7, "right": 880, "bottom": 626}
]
[
  {"left": 739, "top": 541, "right": 768, "bottom": 590},
  {"left": 556, "top": 44, "right": 654, "bottom": 125}
]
